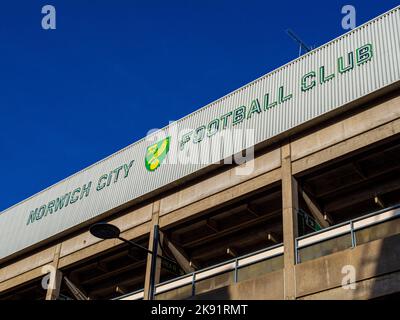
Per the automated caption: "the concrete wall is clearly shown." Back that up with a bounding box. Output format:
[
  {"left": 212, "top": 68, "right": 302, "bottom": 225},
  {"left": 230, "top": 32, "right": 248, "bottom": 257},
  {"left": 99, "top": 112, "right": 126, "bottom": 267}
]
[
  {"left": 297, "top": 234, "right": 400, "bottom": 299},
  {"left": 193, "top": 270, "right": 284, "bottom": 300}
]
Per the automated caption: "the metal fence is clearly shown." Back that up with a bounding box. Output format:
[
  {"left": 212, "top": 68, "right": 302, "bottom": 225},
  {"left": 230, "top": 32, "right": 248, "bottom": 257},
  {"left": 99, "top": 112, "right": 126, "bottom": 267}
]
[{"left": 116, "top": 243, "right": 284, "bottom": 300}]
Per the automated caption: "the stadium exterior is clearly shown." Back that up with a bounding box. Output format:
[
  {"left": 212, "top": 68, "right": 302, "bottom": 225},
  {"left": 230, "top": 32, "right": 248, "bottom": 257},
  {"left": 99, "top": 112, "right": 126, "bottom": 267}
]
[{"left": 0, "top": 6, "right": 400, "bottom": 300}]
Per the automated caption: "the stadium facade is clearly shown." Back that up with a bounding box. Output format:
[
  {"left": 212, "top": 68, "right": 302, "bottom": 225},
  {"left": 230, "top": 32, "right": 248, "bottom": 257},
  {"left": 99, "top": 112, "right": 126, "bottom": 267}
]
[{"left": 0, "top": 6, "right": 400, "bottom": 300}]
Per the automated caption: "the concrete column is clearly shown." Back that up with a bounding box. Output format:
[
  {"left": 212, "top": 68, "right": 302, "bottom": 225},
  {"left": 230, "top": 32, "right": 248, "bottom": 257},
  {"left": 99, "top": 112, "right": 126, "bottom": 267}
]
[
  {"left": 143, "top": 200, "right": 162, "bottom": 300},
  {"left": 45, "top": 244, "right": 63, "bottom": 300},
  {"left": 281, "top": 143, "right": 299, "bottom": 300}
]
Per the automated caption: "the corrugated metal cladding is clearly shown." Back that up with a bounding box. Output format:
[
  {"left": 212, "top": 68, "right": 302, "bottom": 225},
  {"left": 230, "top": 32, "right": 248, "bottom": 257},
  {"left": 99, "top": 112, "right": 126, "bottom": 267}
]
[{"left": 0, "top": 7, "right": 399, "bottom": 261}]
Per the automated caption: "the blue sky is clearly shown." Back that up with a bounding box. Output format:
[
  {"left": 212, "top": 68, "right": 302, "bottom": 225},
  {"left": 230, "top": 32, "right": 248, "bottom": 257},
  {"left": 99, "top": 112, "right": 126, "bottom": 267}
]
[{"left": 0, "top": 0, "right": 398, "bottom": 211}]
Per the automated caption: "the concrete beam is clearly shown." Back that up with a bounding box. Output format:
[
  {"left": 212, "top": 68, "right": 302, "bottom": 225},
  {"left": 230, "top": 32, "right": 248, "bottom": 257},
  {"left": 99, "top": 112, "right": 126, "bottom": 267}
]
[
  {"left": 58, "top": 221, "right": 151, "bottom": 269},
  {"left": 163, "top": 235, "right": 195, "bottom": 273},
  {"left": 300, "top": 188, "right": 330, "bottom": 228},
  {"left": 291, "top": 94, "right": 400, "bottom": 163},
  {"left": 45, "top": 244, "right": 62, "bottom": 300},
  {"left": 0, "top": 268, "right": 43, "bottom": 294},
  {"left": 159, "top": 168, "right": 281, "bottom": 229},
  {"left": 374, "top": 195, "right": 385, "bottom": 209},
  {"left": 206, "top": 219, "right": 219, "bottom": 233},
  {"left": 182, "top": 209, "right": 281, "bottom": 248},
  {"left": 143, "top": 201, "right": 162, "bottom": 300},
  {"left": 189, "top": 260, "right": 200, "bottom": 270},
  {"left": 246, "top": 204, "right": 260, "bottom": 217},
  {"left": 226, "top": 248, "right": 238, "bottom": 258},
  {"left": 293, "top": 117, "right": 400, "bottom": 175},
  {"left": 115, "top": 286, "right": 126, "bottom": 295},
  {"left": 267, "top": 232, "right": 279, "bottom": 244},
  {"left": 281, "top": 143, "right": 298, "bottom": 300},
  {"left": 325, "top": 178, "right": 400, "bottom": 212},
  {"left": 323, "top": 213, "right": 334, "bottom": 225},
  {"left": 64, "top": 276, "right": 89, "bottom": 300},
  {"left": 45, "top": 270, "right": 63, "bottom": 300},
  {"left": 352, "top": 161, "right": 367, "bottom": 180}
]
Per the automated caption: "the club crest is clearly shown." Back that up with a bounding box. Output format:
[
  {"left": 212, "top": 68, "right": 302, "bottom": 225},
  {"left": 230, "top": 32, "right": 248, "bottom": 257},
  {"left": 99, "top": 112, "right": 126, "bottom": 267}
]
[{"left": 145, "top": 137, "right": 170, "bottom": 172}]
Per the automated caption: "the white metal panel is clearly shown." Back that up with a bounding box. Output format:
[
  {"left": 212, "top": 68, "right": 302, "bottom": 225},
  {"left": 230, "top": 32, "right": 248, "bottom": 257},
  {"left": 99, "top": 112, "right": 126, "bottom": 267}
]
[
  {"left": 297, "top": 224, "right": 352, "bottom": 248},
  {"left": 238, "top": 245, "right": 283, "bottom": 268},
  {"left": 0, "top": 6, "right": 399, "bottom": 261},
  {"left": 353, "top": 208, "right": 400, "bottom": 230},
  {"left": 195, "top": 262, "right": 236, "bottom": 281},
  {"left": 119, "top": 290, "right": 144, "bottom": 300},
  {"left": 156, "top": 275, "right": 193, "bottom": 295}
]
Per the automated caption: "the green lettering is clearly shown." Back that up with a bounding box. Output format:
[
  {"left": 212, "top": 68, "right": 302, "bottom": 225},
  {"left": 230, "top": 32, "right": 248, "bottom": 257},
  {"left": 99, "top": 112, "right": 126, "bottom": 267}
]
[
  {"left": 301, "top": 71, "right": 316, "bottom": 91},
  {"left": 36, "top": 205, "right": 47, "bottom": 220},
  {"left": 247, "top": 99, "right": 261, "bottom": 119},
  {"left": 233, "top": 106, "right": 246, "bottom": 125},
  {"left": 193, "top": 125, "right": 206, "bottom": 143},
  {"left": 263, "top": 93, "right": 278, "bottom": 110},
  {"left": 70, "top": 188, "right": 81, "bottom": 204},
  {"left": 357, "top": 44, "right": 373, "bottom": 65},
  {"left": 97, "top": 174, "right": 107, "bottom": 191},
  {"left": 55, "top": 193, "right": 70, "bottom": 211},
  {"left": 338, "top": 52, "right": 354, "bottom": 73},
  {"left": 26, "top": 208, "right": 38, "bottom": 225},
  {"left": 113, "top": 167, "right": 123, "bottom": 183},
  {"left": 106, "top": 171, "right": 113, "bottom": 186},
  {"left": 220, "top": 112, "right": 232, "bottom": 129},
  {"left": 46, "top": 200, "right": 55, "bottom": 215},
  {"left": 64, "top": 192, "right": 71, "bottom": 207},
  {"left": 278, "top": 86, "right": 293, "bottom": 103},
  {"left": 319, "top": 66, "right": 335, "bottom": 84},
  {"left": 80, "top": 182, "right": 92, "bottom": 200},
  {"left": 123, "top": 160, "right": 135, "bottom": 178},
  {"left": 207, "top": 119, "right": 219, "bottom": 137},
  {"left": 179, "top": 132, "right": 192, "bottom": 151}
]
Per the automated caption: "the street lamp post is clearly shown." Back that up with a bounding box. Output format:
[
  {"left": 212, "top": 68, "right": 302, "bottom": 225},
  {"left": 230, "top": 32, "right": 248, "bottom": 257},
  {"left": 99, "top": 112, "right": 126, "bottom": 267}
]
[
  {"left": 89, "top": 222, "right": 179, "bottom": 300},
  {"left": 148, "top": 224, "right": 159, "bottom": 300}
]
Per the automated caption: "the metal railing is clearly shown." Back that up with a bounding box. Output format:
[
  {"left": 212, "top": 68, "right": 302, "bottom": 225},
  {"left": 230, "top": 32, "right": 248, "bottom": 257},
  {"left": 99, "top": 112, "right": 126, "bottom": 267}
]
[
  {"left": 115, "top": 205, "right": 400, "bottom": 300},
  {"left": 295, "top": 204, "right": 400, "bottom": 264},
  {"left": 116, "top": 243, "right": 284, "bottom": 300}
]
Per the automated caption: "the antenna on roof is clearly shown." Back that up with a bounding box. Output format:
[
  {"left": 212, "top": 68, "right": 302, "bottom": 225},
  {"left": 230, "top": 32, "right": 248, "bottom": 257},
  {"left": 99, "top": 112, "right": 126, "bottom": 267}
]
[{"left": 286, "top": 29, "right": 312, "bottom": 56}]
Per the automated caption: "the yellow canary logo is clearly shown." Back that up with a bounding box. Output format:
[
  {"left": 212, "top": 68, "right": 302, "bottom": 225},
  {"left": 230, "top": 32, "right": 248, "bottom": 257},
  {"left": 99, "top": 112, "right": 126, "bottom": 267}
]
[{"left": 145, "top": 137, "right": 170, "bottom": 172}]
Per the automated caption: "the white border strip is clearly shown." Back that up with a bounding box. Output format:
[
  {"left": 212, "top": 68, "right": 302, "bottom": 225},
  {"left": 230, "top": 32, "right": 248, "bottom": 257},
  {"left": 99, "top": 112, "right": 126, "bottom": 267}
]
[
  {"left": 298, "top": 224, "right": 351, "bottom": 248},
  {"left": 119, "top": 290, "right": 144, "bottom": 300},
  {"left": 156, "top": 275, "right": 193, "bottom": 295},
  {"left": 354, "top": 209, "right": 400, "bottom": 230},
  {"left": 195, "top": 262, "right": 236, "bottom": 281},
  {"left": 238, "top": 246, "right": 283, "bottom": 268}
]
